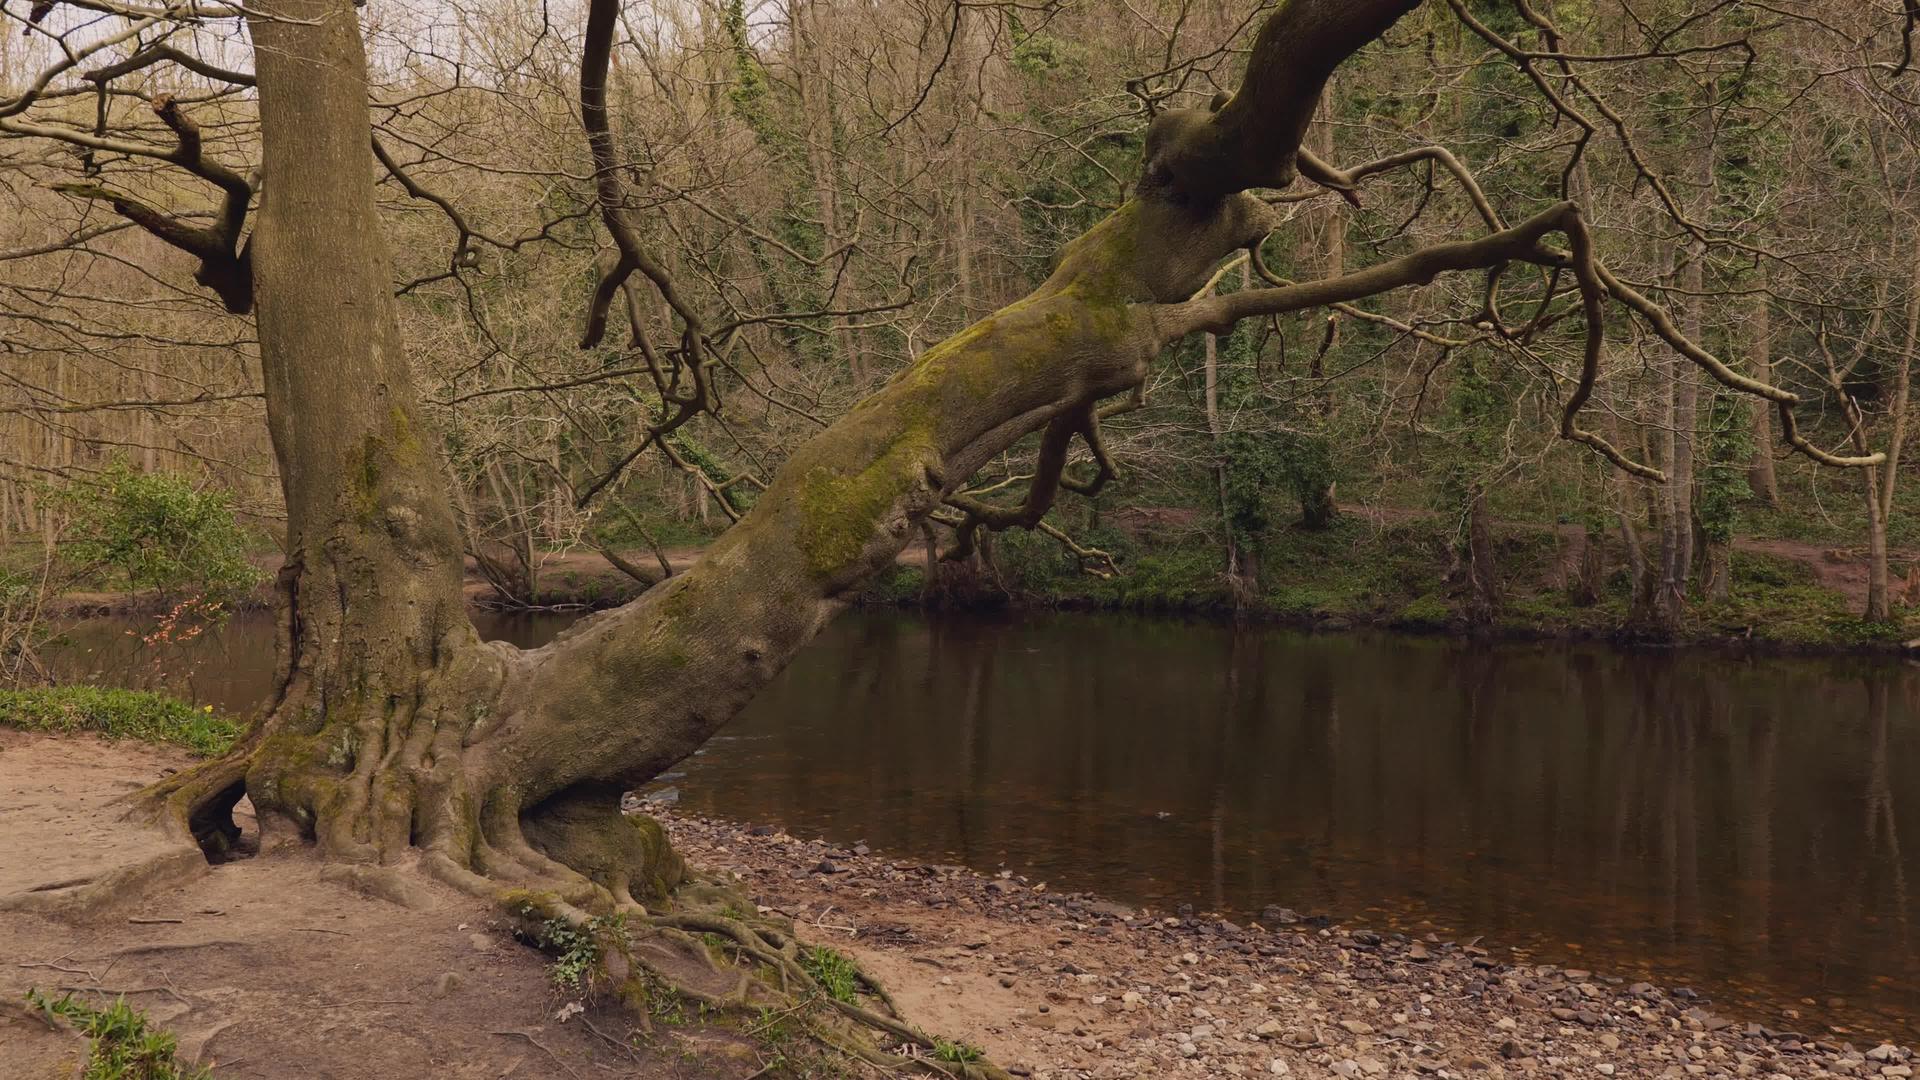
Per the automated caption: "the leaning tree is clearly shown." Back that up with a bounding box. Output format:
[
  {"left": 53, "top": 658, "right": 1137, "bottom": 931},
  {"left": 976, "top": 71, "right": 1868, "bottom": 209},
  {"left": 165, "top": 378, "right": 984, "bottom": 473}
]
[{"left": 0, "top": 0, "right": 1898, "bottom": 1061}]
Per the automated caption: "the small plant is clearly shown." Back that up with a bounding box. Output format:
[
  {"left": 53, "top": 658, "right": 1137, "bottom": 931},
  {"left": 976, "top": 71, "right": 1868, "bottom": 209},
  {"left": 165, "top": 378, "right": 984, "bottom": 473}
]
[
  {"left": 628, "top": 970, "right": 689, "bottom": 1025},
  {"left": 26, "top": 989, "right": 212, "bottom": 1080},
  {"left": 533, "top": 912, "right": 627, "bottom": 996},
  {"left": 931, "top": 1036, "right": 984, "bottom": 1064},
  {"left": 800, "top": 945, "right": 860, "bottom": 1004}
]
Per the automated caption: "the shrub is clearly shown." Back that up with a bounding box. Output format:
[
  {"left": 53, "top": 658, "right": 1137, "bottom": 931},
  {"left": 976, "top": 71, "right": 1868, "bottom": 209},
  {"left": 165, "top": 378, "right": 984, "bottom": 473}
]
[{"left": 60, "top": 463, "right": 262, "bottom": 604}]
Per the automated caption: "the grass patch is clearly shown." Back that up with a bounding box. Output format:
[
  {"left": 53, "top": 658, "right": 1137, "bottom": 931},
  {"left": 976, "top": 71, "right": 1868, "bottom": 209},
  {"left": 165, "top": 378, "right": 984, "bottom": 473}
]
[
  {"left": 932, "top": 1036, "right": 984, "bottom": 1064},
  {"left": 26, "top": 989, "right": 211, "bottom": 1080},
  {"left": 0, "top": 687, "right": 239, "bottom": 756},
  {"left": 800, "top": 945, "right": 860, "bottom": 1004}
]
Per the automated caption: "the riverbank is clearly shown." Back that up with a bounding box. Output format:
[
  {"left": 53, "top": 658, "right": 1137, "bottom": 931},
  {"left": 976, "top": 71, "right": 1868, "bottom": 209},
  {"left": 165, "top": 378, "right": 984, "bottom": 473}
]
[
  {"left": 3, "top": 721, "right": 1912, "bottom": 1077},
  {"left": 37, "top": 508, "right": 1920, "bottom": 655},
  {"left": 661, "top": 809, "right": 1917, "bottom": 1080}
]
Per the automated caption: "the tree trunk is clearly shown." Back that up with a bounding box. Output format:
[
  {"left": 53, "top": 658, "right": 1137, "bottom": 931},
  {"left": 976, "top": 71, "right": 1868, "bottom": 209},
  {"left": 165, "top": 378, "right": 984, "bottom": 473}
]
[
  {"left": 1865, "top": 468, "right": 1890, "bottom": 623},
  {"left": 1747, "top": 295, "right": 1780, "bottom": 506},
  {"left": 138, "top": 0, "right": 1426, "bottom": 907},
  {"left": 141, "top": 0, "right": 499, "bottom": 868},
  {"left": 1660, "top": 247, "right": 1703, "bottom": 630},
  {"left": 1572, "top": 522, "right": 1605, "bottom": 607},
  {"left": 1701, "top": 535, "right": 1732, "bottom": 603},
  {"left": 1865, "top": 255, "right": 1919, "bottom": 622},
  {"left": 1464, "top": 486, "right": 1500, "bottom": 626}
]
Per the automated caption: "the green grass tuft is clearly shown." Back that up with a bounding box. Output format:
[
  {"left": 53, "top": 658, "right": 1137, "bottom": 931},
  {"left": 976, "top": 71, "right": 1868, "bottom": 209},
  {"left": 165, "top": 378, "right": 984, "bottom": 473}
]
[
  {"left": 800, "top": 945, "right": 860, "bottom": 1004},
  {"left": 0, "top": 687, "right": 239, "bottom": 756},
  {"left": 932, "top": 1036, "right": 984, "bottom": 1064},
  {"left": 26, "top": 989, "right": 211, "bottom": 1080}
]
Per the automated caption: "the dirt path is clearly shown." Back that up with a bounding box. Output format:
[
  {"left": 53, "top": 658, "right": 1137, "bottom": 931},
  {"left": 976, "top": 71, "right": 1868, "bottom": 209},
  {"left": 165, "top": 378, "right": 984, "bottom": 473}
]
[{"left": 0, "top": 732, "right": 753, "bottom": 1079}]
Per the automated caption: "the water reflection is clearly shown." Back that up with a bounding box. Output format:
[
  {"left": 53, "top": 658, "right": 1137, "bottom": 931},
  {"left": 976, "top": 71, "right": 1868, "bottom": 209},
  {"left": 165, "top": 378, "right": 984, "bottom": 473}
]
[
  {"left": 681, "top": 614, "right": 1919, "bottom": 1042},
  {"left": 40, "top": 609, "right": 1920, "bottom": 1041}
]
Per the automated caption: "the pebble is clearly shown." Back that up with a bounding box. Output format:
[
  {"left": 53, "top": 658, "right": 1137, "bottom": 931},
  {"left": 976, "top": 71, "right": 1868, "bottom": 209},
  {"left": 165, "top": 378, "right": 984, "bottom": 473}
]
[{"left": 651, "top": 810, "right": 1916, "bottom": 1080}]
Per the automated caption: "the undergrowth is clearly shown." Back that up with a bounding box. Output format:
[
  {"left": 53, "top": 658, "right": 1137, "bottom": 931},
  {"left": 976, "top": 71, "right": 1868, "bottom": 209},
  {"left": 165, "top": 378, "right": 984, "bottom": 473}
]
[
  {"left": 531, "top": 912, "right": 629, "bottom": 996},
  {"left": 0, "top": 687, "right": 239, "bottom": 756},
  {"left": 850, "top": 513, "right": 1919, "bottom": 649}
]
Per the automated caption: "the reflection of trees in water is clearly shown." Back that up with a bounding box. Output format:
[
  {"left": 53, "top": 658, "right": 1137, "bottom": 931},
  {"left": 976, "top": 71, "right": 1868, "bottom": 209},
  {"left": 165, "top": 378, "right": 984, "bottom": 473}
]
[
  {"left": 643, "top": 615, "right": 1919, "bottom": 1036},
  {"left": 45, "top": 612, "right": 280, "bottom": 714},
  {"left": 1862, "top": 676, "right": 1909, "bottom": 957}
]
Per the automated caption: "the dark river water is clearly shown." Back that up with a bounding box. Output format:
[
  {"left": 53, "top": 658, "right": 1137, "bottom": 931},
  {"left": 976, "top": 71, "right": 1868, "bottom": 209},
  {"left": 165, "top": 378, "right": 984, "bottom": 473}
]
[{"left": 45, "top": 609, "right": 1920, "bottom": 1043}]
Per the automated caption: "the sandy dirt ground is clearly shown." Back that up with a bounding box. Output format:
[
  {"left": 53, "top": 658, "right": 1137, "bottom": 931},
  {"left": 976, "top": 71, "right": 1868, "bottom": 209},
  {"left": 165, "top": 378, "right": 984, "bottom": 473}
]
[{"left": 0, "top": 731, "right": 761, "bottom": 1080}]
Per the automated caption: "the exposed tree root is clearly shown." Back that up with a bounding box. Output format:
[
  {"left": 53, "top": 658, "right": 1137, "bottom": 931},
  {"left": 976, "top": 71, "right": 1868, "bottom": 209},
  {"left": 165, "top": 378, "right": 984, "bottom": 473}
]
[
  {"left": 117, "top": 754, "right": 1011, "bottom": 1077},
  {"left": 495, "top": 856, "right": 1014, "bottom": 1078}
]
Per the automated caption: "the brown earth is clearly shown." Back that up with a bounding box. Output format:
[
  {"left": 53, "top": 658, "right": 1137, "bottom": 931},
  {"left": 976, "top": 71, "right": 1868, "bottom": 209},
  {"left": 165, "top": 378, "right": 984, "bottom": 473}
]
[{"left": 0, "top": 731, "right": 770, "bottom": 1080}]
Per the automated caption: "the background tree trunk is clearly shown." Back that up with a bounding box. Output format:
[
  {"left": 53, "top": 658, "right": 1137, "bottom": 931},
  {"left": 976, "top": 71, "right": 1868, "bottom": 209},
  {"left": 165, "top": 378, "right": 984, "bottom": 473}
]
[
  {"left": 1747, "top": 295, "right": 1780, "bottom": 506},
  {"left": 1464, "top": 486, "right": 1500, "bottom": 626}
]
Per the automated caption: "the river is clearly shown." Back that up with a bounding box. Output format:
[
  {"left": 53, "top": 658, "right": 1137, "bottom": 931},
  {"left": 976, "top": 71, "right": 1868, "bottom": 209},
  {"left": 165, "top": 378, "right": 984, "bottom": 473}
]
[{"left": 44, "top": 608, "right": 1920, "bottom": 1043}]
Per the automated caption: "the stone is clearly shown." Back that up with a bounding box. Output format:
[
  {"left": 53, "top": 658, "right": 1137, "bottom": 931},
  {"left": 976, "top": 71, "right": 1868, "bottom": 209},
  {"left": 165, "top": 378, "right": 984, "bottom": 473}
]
[
  {"left": 1269, "top": 1060, "right": 1290, "bottom": 1076},
  {"left": 1338, "top": 1020, "right": 1375, "bottom": 1036},
  {"left": 1261, "top": 906, "right": 1303, "bottom": 926}
]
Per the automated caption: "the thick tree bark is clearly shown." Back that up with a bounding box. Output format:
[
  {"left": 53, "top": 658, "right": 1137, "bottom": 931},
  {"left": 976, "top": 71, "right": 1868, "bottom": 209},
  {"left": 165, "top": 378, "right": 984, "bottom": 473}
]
[{"left": 141, "top": 0, "right": 501, "bottom": 869}]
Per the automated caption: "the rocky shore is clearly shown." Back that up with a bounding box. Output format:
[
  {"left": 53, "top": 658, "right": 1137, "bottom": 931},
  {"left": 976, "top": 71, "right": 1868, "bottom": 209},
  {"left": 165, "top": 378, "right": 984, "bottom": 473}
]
[{"left": 659, "top": 810, "right": 1916, "bottom": 1080}]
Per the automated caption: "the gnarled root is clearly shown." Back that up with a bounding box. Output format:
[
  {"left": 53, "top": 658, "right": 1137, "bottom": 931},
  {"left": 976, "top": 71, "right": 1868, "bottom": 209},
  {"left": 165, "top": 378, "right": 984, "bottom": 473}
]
[{"left": 500, "top": 847, "right": 1014, "bottom": 1078}]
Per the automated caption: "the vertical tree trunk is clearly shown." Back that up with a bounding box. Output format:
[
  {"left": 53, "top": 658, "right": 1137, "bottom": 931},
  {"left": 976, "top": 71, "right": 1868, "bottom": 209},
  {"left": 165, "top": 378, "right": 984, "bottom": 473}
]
[
  {"left": 145, "top": 0, "right": 489, "bottom": 861},
  {"left": 790, "top": 0, "right": 865, "bottom": 380},
  {"left": 1865, "top": 468, "right": 1890, "bottom": 623},
  {"left": 1463, "top": 486, "right": 1500, "bottom": 626},
  {"left": 1865, "top": 258, "right": 1919, "bottom": 622},
  {"left": 1663, "top": 246, "right": 1703, "bottom": 627},
  {"left": 1573, "top": 521, "right": 1605, "bottom": 606},
  {"left": 1747, "top": 295, "right": 1780, "bottom": 506}
]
